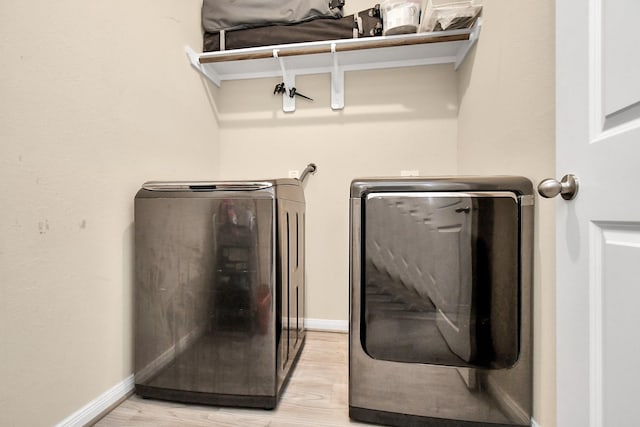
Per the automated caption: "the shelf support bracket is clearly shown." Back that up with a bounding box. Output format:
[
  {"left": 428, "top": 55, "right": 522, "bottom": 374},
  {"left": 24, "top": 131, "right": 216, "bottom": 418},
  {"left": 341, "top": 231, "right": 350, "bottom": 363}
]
[
  {"left": 274, "top": 49, "right": 296, "bottom": 113},
  {"left": 185, "top": 46, "right": 221, "bottom": 87},
  {"left": 454, "top": 18, "right": 482, "bottom": 70},
  {"left": 330, "top": 43, "right": 345, "bottom": 110}
]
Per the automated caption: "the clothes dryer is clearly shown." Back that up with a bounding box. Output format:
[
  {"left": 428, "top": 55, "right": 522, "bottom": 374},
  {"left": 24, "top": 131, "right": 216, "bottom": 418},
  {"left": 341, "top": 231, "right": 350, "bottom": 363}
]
[{"left": 349, "top": 176, "right": 534, "bottom": 426}]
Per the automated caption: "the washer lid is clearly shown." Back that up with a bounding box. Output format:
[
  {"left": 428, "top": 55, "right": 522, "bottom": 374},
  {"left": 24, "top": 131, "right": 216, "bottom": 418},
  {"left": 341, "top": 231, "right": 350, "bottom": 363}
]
[{"left": 141, "top": 181, "right": 273, "bottom": 191}]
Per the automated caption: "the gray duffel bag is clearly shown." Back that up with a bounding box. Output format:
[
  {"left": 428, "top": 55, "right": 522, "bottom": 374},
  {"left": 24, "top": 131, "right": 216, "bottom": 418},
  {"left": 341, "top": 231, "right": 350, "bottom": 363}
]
[{"left": 202, "top": 0, "right": 344, "bottom": 33}]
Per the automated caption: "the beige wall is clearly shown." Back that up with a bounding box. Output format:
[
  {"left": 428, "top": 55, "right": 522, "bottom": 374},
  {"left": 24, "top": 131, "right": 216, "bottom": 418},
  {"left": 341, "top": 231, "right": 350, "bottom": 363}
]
[
  {"left": 1, "top": 0, "right": 557, "bottom": 426},
  {"left": 456, "top": 1, "right": 556, "bottom": 426},
  {"left": 0, "top": 1, "right": 219, "bottom": 426}
]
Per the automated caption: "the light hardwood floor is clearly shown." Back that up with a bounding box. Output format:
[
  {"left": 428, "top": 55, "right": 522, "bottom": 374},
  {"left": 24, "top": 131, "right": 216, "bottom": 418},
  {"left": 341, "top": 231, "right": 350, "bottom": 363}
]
[{"left": 95, "top": 331, "right": 373, "bottom": 426}]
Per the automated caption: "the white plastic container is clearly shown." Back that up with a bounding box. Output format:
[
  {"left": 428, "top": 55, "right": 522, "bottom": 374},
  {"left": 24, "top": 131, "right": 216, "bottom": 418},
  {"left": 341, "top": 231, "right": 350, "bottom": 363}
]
[
  {"left": 419, "top": 0, "right": 482, "bottom": 33},
  {"left": 381, "top": 0, "right": 421, "bottom": 36}
]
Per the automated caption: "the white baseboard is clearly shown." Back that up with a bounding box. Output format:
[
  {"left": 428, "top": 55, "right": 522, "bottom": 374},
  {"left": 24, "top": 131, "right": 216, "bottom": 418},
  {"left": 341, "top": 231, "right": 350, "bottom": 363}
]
[
  {"left": 531, "top": 418, "right": 541, "bottom": 427},
  {"left": 305, "top": 318, "right": 348, "bottom": 333},
  {"left": 55, "top": 375, "right": 134, "bottom": 427}
]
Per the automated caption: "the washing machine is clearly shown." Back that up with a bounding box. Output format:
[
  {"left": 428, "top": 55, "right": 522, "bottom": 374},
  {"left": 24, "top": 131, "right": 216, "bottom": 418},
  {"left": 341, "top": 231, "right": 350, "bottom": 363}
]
[
  {"left": 134, "top": 179, "right": 306, "bottom": 408},
  {"left": 349, "top": 176, "right": 534, "bottom": 426}
]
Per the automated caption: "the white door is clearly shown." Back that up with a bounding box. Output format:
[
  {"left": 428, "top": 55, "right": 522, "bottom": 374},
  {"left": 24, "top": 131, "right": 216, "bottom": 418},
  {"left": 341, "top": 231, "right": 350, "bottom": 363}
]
[{"left": 556, "top": 0, "right": 640, "bottom": 426}]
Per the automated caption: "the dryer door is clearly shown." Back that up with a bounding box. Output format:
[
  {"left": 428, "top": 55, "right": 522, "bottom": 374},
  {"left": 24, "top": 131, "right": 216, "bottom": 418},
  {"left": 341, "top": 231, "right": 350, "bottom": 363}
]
[{"left": 361, "top": 191, "right": 520, "bottom": 369}]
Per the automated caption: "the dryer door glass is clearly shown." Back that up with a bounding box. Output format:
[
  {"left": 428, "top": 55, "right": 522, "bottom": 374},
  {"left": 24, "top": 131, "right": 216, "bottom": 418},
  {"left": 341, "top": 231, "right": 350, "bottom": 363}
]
[{"left": 361, "top": 192, "right": 519, "bottom": 369}]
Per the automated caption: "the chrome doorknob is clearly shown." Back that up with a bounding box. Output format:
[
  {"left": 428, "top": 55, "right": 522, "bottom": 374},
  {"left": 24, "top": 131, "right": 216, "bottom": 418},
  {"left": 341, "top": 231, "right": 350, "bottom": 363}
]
[{"left": 537, "top": 174, "right": 579, "bottom": 200}]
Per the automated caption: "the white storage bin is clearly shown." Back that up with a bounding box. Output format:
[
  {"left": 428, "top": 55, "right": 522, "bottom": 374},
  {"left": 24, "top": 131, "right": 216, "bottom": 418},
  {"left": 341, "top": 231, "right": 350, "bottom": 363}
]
[{"left": 419, "top": 0, "right": 482, "bottom": 33}]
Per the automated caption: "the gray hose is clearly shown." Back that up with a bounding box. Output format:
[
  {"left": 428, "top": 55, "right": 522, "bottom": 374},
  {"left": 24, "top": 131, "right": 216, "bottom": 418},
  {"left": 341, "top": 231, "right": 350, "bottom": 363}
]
[{"left": 299, "top": 163, "right": 317, "bottom": 184}]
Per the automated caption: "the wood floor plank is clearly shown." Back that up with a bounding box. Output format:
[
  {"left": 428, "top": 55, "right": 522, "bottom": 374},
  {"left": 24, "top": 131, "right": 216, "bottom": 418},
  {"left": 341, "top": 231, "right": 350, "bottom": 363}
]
[{"left": 95, "top": 331, "right": 372, "bottom": 426}]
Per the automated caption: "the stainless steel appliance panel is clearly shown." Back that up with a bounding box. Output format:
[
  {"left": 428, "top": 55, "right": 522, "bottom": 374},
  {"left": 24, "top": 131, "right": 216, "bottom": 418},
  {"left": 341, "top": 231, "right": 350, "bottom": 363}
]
[
  {"left": 349, "top": 176, "right": 534, "bottom": 426},
  {"left": 275, "top": 185, "right": 306, "bottom": 391}
]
